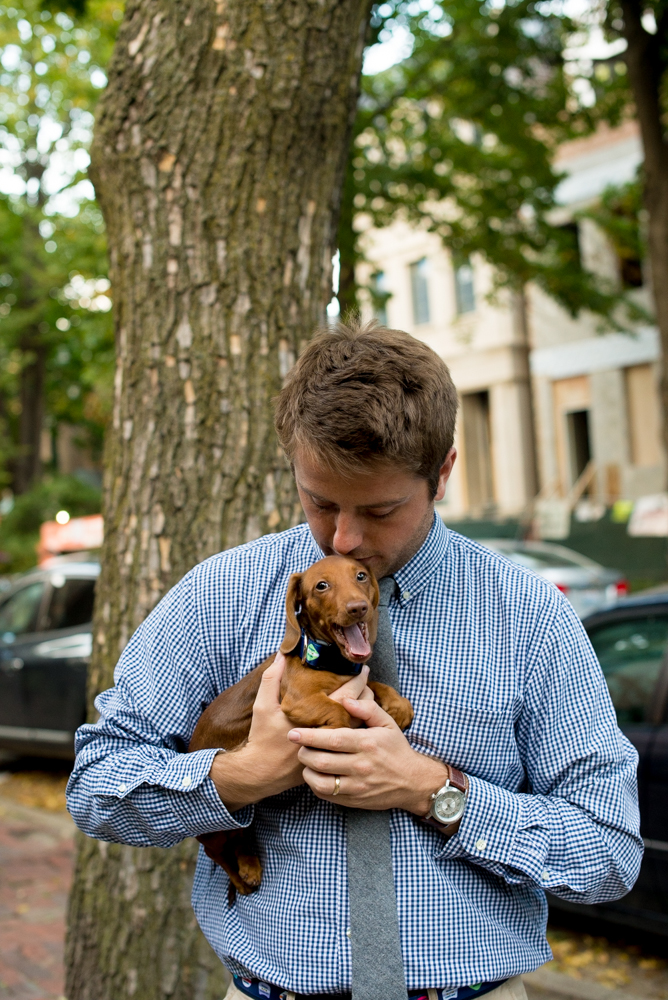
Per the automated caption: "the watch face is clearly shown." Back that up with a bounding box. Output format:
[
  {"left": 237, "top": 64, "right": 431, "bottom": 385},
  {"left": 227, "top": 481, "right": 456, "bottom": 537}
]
[{"left": 432, "top": 786, "right": 466, "bottom": 825}]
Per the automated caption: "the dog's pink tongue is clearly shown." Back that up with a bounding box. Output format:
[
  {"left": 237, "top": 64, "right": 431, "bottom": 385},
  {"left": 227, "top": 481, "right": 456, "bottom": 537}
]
[{"left": 344, "top": 623, "right": 371, "bottom": 657}]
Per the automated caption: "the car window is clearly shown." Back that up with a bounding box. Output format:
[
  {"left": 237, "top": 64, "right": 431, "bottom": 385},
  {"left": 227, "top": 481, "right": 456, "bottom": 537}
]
[
  {"left": 518, "top": 550, "right": 586, "bottom": 569},
  {"left": 44, "top": 578, "right": 96, "bottom": 631},
  {"left": 0, "top": 582, "right": 45, "bottom": 638},
  {"left": 588, "top": 616, "right": 668, "bottom": 724},
  {"left": 503, "top": 552, "right": 561, "bottom": 571},
  {"left": 485, "top": 544, "right": 589, "bottom": 570}
]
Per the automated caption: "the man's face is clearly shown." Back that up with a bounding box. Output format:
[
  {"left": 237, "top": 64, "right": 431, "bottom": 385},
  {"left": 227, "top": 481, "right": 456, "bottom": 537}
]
[{"left": 293, "top": 447, "right": 456, "bottom": 579}]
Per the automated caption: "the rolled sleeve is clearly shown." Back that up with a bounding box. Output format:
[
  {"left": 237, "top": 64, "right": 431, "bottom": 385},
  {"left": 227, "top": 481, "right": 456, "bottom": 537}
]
[
  {"left": 66, "top": 567, "right": 252, "bottom": 847},
  {"left": 434, "top": 600, "right": 643, "bottom": 904},
  {"left": 67, "top": 730, "right": 253, "bottom": 846}
]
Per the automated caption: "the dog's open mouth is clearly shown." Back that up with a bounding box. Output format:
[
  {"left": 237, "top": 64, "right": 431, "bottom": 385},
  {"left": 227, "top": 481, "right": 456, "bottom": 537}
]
[{"left": 332, "top": 622, "right": 371, "bottom": 661}]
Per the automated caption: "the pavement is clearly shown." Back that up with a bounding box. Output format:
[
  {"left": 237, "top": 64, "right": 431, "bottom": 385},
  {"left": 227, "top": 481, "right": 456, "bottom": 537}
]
[
  {"left": 0, "top": 776, "right": 665, "bottom": 1000},
  {"left": 0, "top": 795, "right": 72, "bottom": 1000},
  {"left": 523, "top": 969, "right": 664, "bottom": 1000}
]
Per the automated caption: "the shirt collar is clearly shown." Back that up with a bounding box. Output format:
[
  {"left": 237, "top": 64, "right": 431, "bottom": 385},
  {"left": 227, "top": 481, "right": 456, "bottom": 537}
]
[{"left": 393, "top": 511, "right": 450, "bottom": 606}]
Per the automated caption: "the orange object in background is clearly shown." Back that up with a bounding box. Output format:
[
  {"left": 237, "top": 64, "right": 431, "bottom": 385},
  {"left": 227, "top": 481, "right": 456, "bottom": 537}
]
[{"left": 37, "top": 515, "right": 103, "bottom": 564}]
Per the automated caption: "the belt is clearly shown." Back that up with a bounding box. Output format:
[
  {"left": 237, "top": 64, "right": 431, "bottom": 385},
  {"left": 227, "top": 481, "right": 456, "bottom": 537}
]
[{"left": 233, "top": 975, "right": 509, "bottom": 1000}]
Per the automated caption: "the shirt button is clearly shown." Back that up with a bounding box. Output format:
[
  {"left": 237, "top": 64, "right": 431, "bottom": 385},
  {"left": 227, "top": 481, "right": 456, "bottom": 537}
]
[
  {"left": 541, "top": 870, "right": 550, "bottom": 881},
  {"left": 118, "top": 784, "right": 127, "bottom": 793},
  {"left": 475, "top": 838, "right": 487, "bottom": 851},
  {"left": 346, "top": 928, "right": 351, "bottom": 937},
  {"left": 402, "top": 590, "right": 411, "bottom": 600},
  {"left": 182, "top": 775, "right": 192, "bottom": 787}
]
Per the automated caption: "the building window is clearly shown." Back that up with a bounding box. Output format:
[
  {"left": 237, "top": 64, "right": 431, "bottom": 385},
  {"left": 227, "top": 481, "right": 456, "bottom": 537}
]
[
  {"left": 371, "top": 271, "right": 390, "bottom": 326},
  {"left": 560, "top": 222, "right": 581, "bottom": 265},
  {"left": 619, "top": 254, "right": 643, "bottom": 289},
  {"left": 454, "top": 258, "right": 475, "bottom": 314},
  {"left": 566, "top": 409, "right": 591, "bottom": 485},
  {"left": 461, "top": 390, "right": 494, "bottom": 512},
  {"left": 409, "top": 258, "right": 430, "bottom": 325}
]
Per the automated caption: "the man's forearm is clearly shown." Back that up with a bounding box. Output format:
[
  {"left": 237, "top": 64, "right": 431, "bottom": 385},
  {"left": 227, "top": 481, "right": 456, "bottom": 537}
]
[
  {"left": 449, "top": 767, "right": 643, "bottom": 904},
  {"left": 67, "top": 726, "right": 251, "bottom": 845}
]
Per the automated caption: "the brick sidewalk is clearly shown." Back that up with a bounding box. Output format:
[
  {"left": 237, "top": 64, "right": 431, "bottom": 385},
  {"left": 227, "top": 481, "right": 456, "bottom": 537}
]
[{"left": 0, "top": 796, "right": 74, "bottom": 1000}]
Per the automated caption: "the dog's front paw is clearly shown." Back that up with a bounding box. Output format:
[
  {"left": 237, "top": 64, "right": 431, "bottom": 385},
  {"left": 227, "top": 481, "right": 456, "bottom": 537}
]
[
  {"left": 369, "top": 682, "right": 414, "bottom": 730},
  {"left": 389, "top": 695, "right": 414, "bottom": 730}
]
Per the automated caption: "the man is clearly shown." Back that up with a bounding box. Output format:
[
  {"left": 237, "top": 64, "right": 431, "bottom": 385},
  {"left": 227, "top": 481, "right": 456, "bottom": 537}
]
[{"left": 67, "top": 320, "right": 641, "bottom": 1000}]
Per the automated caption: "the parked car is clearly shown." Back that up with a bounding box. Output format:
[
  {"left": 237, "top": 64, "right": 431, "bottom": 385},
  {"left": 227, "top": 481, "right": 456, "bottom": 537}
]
[
  {"left": 478, "top": 538, "right": 628, "bottom": 618},
  {"left": 547, "top": 587, "right": 668, "bottom": 936},
  {"left": 0, "top": 554, "right": 98, "bottom": 758}
]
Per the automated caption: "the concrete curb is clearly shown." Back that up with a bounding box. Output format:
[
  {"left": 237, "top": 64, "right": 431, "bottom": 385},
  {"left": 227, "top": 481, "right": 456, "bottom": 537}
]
[{"left": 523, "top": 969, "right": 645, "bottom": 1000}]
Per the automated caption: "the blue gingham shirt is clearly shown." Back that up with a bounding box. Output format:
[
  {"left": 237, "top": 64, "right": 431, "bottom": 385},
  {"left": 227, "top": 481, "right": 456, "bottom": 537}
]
[{"left": 67, "top": 515, "right": 642, "bottom": 993}]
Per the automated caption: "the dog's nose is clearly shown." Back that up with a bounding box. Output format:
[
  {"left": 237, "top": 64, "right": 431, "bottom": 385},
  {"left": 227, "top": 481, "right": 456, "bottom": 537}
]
[{"left": 346, "top": 601, "right": 368, "bottom": 619}]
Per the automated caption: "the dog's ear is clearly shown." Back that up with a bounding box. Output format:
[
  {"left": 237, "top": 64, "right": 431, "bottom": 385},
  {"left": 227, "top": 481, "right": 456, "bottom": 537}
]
[
  {"left": 369, "top": 573, "right": 380, "bottom": 609},
  {"left": 367, "top": 573, "right": 380, "bottom": 647},
  {"left": 280, "top": 573, "right": 303, "bottom": 654}
]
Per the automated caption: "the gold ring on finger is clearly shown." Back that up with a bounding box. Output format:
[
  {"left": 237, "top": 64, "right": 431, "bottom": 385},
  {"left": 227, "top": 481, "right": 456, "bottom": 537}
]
[{"left": 333, "top": 775, "right": 341, "bottom": 796}]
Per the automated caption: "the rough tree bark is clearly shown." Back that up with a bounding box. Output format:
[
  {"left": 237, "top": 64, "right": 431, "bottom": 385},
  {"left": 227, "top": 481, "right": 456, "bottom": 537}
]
[
  {"left": 619, "top": 0, "right": 668, "bottom": 470},
  {"left": 65, "top": 2, "right": 372, "bottom": 997}
]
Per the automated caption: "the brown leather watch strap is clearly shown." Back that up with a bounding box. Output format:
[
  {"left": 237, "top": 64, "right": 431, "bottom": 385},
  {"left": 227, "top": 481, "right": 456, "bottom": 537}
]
[{"left": 447, "top": 765, "right": 467, "bottom": 794}]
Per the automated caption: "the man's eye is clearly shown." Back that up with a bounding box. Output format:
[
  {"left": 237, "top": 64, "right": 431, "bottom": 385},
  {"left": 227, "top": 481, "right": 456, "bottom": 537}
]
[
  {"left": 315, "top": 581, "right": 329, "bottom": 591},
  {"left": 356, "top": 572, "right": 367, "bottom": 582}
]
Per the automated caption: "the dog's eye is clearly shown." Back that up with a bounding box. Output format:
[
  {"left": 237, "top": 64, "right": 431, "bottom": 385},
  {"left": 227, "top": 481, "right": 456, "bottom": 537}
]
[
  {"left": 315, "top": 580, "right": 329, "bottom": 592},
  {"left": 356, "top": 572, "right": 367, "bottom": 582}
]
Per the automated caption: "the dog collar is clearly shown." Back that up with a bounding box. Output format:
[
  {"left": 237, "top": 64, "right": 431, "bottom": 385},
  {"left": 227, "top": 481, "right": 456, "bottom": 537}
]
[{"left": 289, "top": 629, "right": 365, "bottom": 676}]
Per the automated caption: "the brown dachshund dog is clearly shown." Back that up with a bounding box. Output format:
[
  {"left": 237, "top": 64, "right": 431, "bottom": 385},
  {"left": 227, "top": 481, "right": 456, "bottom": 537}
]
[{"left": 188, "top": 555, "right": 413, "bottom": 898}]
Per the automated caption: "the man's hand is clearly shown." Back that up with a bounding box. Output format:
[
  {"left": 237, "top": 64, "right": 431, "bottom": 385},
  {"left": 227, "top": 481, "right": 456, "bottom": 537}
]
[
  {"left": 208, "top": 658, "right": 373, "bottom": 813},
  {"left": 290, "top": 696, "right": 449, "bottom": 816}
]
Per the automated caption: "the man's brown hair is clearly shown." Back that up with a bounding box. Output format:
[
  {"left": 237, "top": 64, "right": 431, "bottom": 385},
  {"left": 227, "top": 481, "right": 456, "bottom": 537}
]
[{"left": 274, "top": 318, "right": 458, "bottom": 497}]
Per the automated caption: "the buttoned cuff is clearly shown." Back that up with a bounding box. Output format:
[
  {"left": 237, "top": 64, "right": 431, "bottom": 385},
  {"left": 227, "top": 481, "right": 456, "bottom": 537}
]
[
  {"left": 160, "top": 750, "right": 255, "bottom": 836},
  {"left": 435, "top": 774, "right": 554, "bottom": 888},
  {"left": 458, "top": 773, "right": 523, "bottom": 862},
  {"left": 101, "top": 748, "right": 254, "bottom": 838}
]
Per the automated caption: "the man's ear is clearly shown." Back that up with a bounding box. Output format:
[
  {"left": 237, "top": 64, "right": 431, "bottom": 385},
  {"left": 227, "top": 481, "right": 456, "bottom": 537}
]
[{"left": 280, "top": 573, "right": 303, "bottom": 654}]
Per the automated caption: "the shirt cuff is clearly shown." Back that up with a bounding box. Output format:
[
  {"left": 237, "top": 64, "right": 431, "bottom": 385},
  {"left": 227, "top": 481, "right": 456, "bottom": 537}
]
[
  {"left": 143, "top": 749, "right": 254, "bottom": 837},
  {"left": 443, "top": 774, "right": 557, "bottom": 889}
]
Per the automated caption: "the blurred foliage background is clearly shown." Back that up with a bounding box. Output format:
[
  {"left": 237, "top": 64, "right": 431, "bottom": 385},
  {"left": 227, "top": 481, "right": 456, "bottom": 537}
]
[
  {"left": 339, "top": 0, "right": 645, "bottom": 322},
  {"left": 0, "top": 0, "right": 651, "bottom": 574},
  {"left": 0, "top": 0, "right": 120, "bottom": 570}
]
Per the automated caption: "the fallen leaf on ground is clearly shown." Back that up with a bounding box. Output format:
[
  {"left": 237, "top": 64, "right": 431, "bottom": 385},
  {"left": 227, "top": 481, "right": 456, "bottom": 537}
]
[{"left": 0, "top": 771, "right": 69, "bottom": 811}]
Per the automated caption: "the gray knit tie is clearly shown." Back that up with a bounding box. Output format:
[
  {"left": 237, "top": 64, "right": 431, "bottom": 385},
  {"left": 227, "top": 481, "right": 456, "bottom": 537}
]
[{"left": 346, "top": 576, "right": 406, "bottom": 1000}]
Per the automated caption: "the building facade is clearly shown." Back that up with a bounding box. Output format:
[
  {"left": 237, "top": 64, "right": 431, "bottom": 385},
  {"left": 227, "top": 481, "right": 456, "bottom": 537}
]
[{"left": 359, "top": 121, "right": 664, "bottom": 521}]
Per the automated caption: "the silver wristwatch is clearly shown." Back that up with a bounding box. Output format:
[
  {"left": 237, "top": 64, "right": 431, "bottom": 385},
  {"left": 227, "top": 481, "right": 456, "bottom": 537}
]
[{"left": 423, "top": 765, "right": 468, "bottom": 835}]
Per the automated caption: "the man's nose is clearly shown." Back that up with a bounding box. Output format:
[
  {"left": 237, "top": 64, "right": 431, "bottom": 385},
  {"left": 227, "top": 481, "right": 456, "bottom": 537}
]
[
  {"left": 346, "top": 600, "right": 368, "bottom": 619},
  {"left": 332, "top": 513, "right": 363, "bottom": 555}
]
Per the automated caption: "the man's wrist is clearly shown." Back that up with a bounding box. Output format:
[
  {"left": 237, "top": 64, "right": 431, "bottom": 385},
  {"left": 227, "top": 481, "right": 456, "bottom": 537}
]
[
  {"left": 208, "top": 745, "right": 266, "bottom": 813},
  {"left": 403, "top": 752, "right": 450, "bottom": 817}
]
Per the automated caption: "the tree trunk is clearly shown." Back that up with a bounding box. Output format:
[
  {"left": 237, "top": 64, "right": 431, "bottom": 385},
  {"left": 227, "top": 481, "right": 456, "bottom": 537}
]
[
  {"left": 14, "top": 334, "right": 45, "bottom": 494},
  {"left": 619, "top": 0, "right": 668, "bottom": 478},
  {"left": 65, "top": 2, "right": 372, "bottom": 998},
  {"left": 337, "top": 155, "right": 359, "bottom": 317}
]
